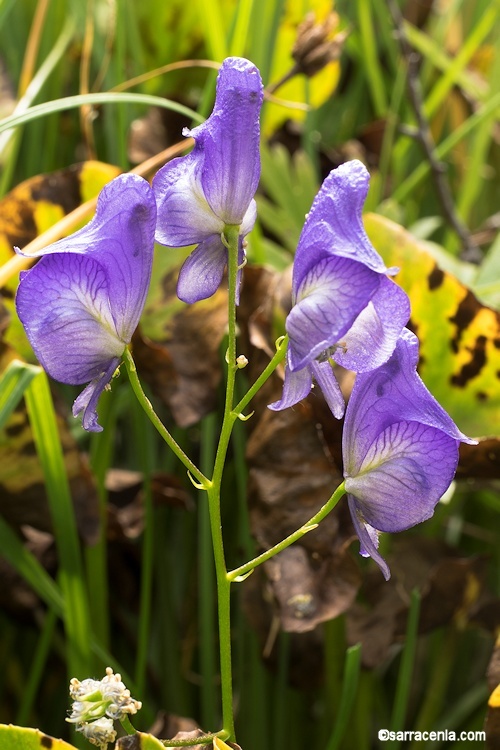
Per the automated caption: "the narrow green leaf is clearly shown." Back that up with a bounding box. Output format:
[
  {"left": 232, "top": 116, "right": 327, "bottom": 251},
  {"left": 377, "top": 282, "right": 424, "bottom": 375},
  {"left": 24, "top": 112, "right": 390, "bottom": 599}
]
[
  {"left": 0, "top": 0, "right": 17, "bottom": 31},
  {"left": 423, "top": 0, "right": 500, "bottom": 118},
  {"left": 404, "top": 22, "right": 489, "bottom": 104},
  {"left": 387, "top": 589, "right": 421, "bottom": 750},
  {"left": 0, "top": 515, "right": 64, "bottom": 613},
  {"left": 25, "top": 370, "right": 92, "bottom": 677},
  {"left": 194, "top": 0, "right": 227, "bottom": 60},
  {"left": 325, "top": 644, "right": 362, "bottom": 750},
  {"left": 0, "top": 359, "right": 41, "bottom": 430},
  {"left": 0, "top": 92, "right": 203, "bottom": 135},
  {"left": 16, "top": 608, "right": 58, "bottom": 725},
  {"left": 0, "top": 16, "right": 76, "bottom": 189},
  {"left": 393, "top": 91, "right": 500, "bottom": 202},
  {"left": 229, "top": 0, "right": 255, "bottom": 57},
  {"left": 356, "top": 0, "right": 388, "bottom": 116}
]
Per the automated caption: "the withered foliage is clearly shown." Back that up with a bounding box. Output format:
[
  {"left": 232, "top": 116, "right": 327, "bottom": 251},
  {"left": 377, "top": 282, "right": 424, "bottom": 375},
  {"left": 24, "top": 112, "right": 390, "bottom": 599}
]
[{"left": 133, "top": 267, "right": 228, "bottom": 427}]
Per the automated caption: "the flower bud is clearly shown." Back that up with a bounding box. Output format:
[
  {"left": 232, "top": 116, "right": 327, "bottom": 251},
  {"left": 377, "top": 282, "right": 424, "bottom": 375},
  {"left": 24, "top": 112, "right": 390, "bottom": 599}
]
[
  {"left": 292, "top": 12, "right": 349, "bottom": 78},
  {"left": 67, "top": 667, "right": 142, "bottom": 744}
]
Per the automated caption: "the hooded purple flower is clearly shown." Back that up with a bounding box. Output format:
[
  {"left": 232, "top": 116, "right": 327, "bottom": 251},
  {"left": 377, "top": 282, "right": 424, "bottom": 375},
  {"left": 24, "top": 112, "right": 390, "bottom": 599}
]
[
  {"left": 15, "top": 173, "right": 156, "bottom": 432},
  {"left": 269, "top": 160, "right": 410, "bottom": 418},
  {"left": 152, "top": 56, "right": 263, "bottom": 304},
  {"left": 343, "top": 328, "right": 476, "bottom": 580}
]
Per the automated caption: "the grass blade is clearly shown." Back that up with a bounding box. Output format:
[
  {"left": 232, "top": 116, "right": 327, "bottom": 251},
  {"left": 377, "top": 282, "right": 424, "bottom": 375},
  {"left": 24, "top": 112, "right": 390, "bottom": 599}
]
[
  {"left": 0, "top": 515, "right": 64, "bottom": 613},
  {"left": 24, "top": 370, "right": 92, "bottom": 678},
  {"left": 356, "top": 0, "right": 387, "bottom": 116},
  {"left": 387, "top": 589, "right": 421, "bottom": 750},
  {"left": 0, "top": 359, "right": 41, "bottom": 430},
  {"left": 325, "top": 644, "right": 362, "bottom": 750},
  {"left": 194, "top": 0, "right": 228, "bottom": 60},
  {"left": 0, "top": 92, "right": 203, "bottom": 135}
]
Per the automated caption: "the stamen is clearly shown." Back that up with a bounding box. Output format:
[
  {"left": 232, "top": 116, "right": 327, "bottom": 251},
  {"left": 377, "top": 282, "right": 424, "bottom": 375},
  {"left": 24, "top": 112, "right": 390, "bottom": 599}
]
[{"left": 316, "top": 342, "right": 347, "bottom": 362}]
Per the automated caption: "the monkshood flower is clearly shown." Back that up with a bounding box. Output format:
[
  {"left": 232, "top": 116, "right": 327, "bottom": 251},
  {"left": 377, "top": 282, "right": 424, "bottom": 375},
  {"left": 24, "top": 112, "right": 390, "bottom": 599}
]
[
  {"left": 343, "top": 328, "right": 476, "bottom": 580},
  {"left": 269, "top": 159, "right": 410, "bottom": 418},
  {"left": 15, "top": 173, "right": 156, "bottom": 432},
  {"left": 152, "top": 56, "right": 263, "bottom": 303}
]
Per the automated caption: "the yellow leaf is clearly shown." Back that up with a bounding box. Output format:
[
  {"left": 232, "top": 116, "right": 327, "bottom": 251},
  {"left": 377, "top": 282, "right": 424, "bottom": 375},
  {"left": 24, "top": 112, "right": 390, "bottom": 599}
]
[
  {"left": 0, "top": 160, "right": 121, "bottom": 270},
  {"left": 364, "top": 213, "right": 500, "bottom": 438},
  {"left": 0, "top": 724, "right": 78, "bottom": 750},
  {"left": 263, "top": 0, "right": 343, "bottom": 135}
]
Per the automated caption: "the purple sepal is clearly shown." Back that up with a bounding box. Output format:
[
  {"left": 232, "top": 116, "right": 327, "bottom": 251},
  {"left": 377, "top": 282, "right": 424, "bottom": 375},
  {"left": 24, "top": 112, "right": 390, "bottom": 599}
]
[
  {"left": 187, "top": 57, "right": 263, "bottom": 225},
  {"left": 310, "top": 360, "right": 345, "bottom": 418},
  {"left": 268, "top": 352, "right": 312, "bottom": 411},
  {"left": 153, "top": 57, "right": 263, "bottom": 304},
  {"left": 267, "top": 353, "right": 345, "bottom": 417},
  {"left": 16, "top": 253, "right": 126, "bottom": 384},
  {"left": 348, "top": 496, "right": 390, "bottom": 581},
  {"left": 287, "top": 254, "right": 380, "bottom": 371},
  {"left": 292, "top": 160, "right": 398, "bottom": 295},
  {"left": 177, "top": 235, "right": 228, "bottom": 304},
  {"left": 15, "top": 173, "right": 156, "bottom": 431},
  {"left": 333, "top": 276, "right": 411, "bottom": 373},
  {"left": 285, "top": 161, "right": 410, "bottom": 376},
  {"left": 72, "top": 357, "right": 121, "bottom": 433},
  {"left": 176, "top": 234, "right": 246, "bottom": 304},
  {"left": 153, "top": 151, "right": 223, "bottom": 248},
  {"left": 270, "top": 160, "right": 410, "bottom": 417},
  {"left": 343, "top": 328, "right": 476, "bottom": 579}
]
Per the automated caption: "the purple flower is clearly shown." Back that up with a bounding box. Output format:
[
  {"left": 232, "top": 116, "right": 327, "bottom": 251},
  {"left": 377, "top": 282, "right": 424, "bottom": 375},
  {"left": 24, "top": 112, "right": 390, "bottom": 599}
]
[
  {"left": 15, "top": 173, "right": 156, "bottom": 432},
  {"left": 152, "top": 56, "right": 263, "bottom": 304},
  {"left": 269, "top": 160, "right": 410, "bottom": 418},
  {"left": 343, "top": 328, "right": 476, "bottom": 580}
]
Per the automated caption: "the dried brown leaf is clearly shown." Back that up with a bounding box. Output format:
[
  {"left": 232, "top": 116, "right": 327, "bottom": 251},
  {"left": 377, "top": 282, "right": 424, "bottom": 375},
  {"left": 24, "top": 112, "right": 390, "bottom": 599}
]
[
  {"left": 134, "top": 269, "right": 228, "bottom": 427},
  {"left": 347, "top": 538, "right": 500, "bottom": 667},
  {"left": 245, "top": 402, "right": 360, "bottom": 636}
]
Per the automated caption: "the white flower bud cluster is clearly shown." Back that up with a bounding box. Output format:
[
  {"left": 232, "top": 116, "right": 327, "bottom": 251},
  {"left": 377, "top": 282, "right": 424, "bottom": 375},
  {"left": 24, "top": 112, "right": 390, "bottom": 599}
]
[
  {"left": 67, "top": 667, "right": 142, "bottom": 748},
  {"left": 77, "top": 717, "right": 117, "bottom": 748}
]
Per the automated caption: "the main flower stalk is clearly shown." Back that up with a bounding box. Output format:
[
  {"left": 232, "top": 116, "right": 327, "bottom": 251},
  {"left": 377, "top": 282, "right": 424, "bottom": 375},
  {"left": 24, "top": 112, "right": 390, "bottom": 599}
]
[{"left": 206, "top": 224, "right": 241, "bottom": 740}]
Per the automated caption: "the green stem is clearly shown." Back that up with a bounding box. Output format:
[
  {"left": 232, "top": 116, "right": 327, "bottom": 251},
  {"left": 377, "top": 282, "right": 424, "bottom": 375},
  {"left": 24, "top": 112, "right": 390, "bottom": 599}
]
[
  {"left": 227, "top": 481, "right": 346, "bottom": 581},
  {"left": 205, "top": 224, "right": 240, "bottom": 741},
  {"left": 160, "top": 729, "right": 229, "bottom": 747},
  {"left": 132, "top": 397, "right": 156, "bottom": 697},
  {"left": 123, "top": 347, "right": 210, "bottom": 489},
  {"left": 232, "top": 334, "right": 288, "bottom": 417},
  {"left": 199, "top": 415, "right": 218, "bottom": 730},
  {"left": 120, "top": 716, "right": 137, "bottom": 735}
]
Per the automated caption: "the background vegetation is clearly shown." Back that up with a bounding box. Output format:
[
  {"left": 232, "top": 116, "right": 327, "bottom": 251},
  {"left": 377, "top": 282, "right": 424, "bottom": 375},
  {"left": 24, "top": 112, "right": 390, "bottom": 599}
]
[{"left": 0, "top": 0, "right": 499, "bottom": 748}]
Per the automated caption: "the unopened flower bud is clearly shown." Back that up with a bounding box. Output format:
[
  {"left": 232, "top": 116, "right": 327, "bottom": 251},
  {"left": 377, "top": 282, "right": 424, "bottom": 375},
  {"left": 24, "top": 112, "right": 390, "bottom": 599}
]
[
  {"left": 77, "top": 717, "right": 116, "bottom": 748},
  {"left": 236, "top": 355, "right": 248, "bottom": 369},
  {"left": 292, "top": 12, "right": 349, "bottom": 78}
]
